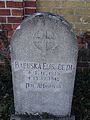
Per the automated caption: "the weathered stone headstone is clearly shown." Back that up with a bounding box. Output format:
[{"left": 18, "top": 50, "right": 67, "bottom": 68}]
[{"left": 10, "top": 13, "right": 78, "bottom": 119}]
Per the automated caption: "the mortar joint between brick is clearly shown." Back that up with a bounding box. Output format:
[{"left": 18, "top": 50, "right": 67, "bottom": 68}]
[
  {"left": 10, "top": 8, "right": 12, "bottom": 16},
  {"left": 4, "top": 0, "right": 6, "bottom": 8},
  {"left": 10, "top": 8, "right": 23, "bottom": 10},
  {"left": 7, "top": 16, "right": 23, "bottom": 18},
  {"left": 11, "top": 15, "right": 24, "bottom": 17},
  {"left": 0, "top": 8, "right": 11, "bottom": 10},
  {"left": 24, "top": 7, "right": 36, "bottom": 9},
  {"left": 0, "top": 8, "right": 24, "bottom": 10}
]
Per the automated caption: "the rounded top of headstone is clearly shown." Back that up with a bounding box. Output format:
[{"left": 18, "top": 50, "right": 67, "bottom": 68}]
[
  {"left": 22, "top": 12, "right": 72, "bottom": 30},
  {"left": 11, "top": 12, "right": 78, "bottom": 63}
]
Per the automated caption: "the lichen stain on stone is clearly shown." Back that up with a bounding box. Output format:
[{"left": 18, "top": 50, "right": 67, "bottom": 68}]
[{"left": 80, "top": 16, "right": 90, "bottom": 24}]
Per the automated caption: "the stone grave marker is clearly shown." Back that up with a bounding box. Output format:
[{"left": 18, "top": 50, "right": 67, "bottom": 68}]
[{"left": 10, "top": 13, "right": 78, "bottom": 120}]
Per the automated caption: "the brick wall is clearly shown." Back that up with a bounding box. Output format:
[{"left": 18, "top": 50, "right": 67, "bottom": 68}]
[
  {"left": 0, "top": 0, "right": 90, "bottom": 40},
  {"left": 0, "top": 0, "right": 36, "bottom": 40},
  {"left": 36, "top": 0, "right": 90, "bottom": 35}
]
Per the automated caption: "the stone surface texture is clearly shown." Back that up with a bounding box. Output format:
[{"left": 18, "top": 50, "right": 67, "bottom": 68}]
[
  {"left": 10, "top": 114, "right": 75, "bottom": 120},
  {"left": 10, "top": 13, "right": 78, "bottom": 116}
]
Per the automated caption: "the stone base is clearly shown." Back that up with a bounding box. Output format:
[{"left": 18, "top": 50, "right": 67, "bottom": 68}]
[{"left": 10, "top": 114, "right": 75, "bottom": 120}]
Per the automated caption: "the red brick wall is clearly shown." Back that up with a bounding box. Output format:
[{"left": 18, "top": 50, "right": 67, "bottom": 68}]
[{"left": 0, "top": 0, "right": 36, "bottom": 40}]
